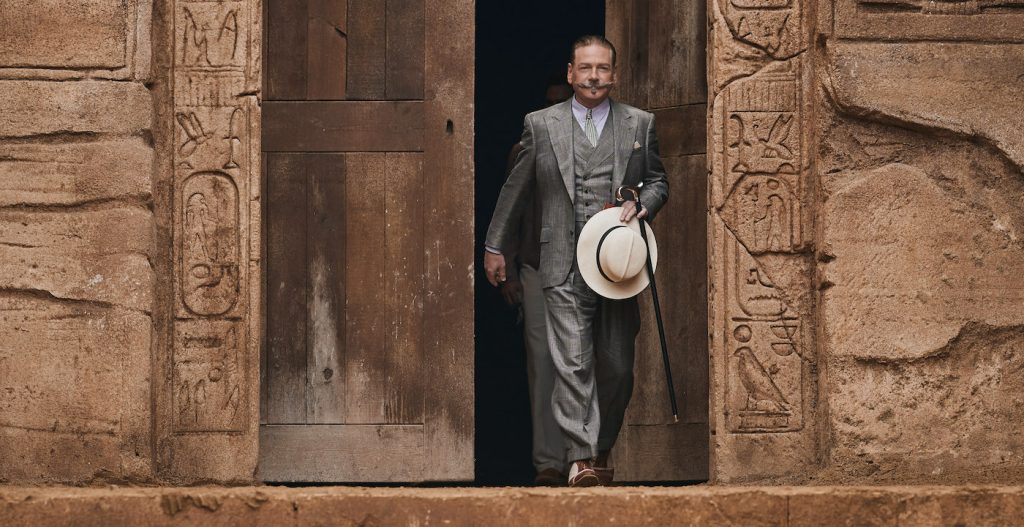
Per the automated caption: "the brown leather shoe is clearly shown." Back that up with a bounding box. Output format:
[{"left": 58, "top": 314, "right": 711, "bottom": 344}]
[
  {"left": 567, "top": 460, "right": 600, "bottom": 487},
  {"left": 534, "top": 468, "right": 564, "bottom": 486},
  {"left": 594, "top": 466, "right": 614, "bottom": 486}
]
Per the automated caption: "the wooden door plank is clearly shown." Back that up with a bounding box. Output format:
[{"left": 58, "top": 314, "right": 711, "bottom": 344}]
[
  {"left": 307, "top": 154, "right": 348, "bottom": 423},
  {"left": 307, "top": 0, "right": 348, "bottom": 99},
  {"left": 629, "top": 154, "right": 707, "bottom": 426},
  {"left": 346, "top": 0, "right": 387, "bottom": 100},
  {"left": 262, "top": 101, "right": 425, "bottom": 152},
  {"left": 421, "top": 0, "right": 474, "bottom": 481},
  {"left": 651, "top": 104, "right": 707, "bottom": 157},
  {"left": 258, "top": 424, "right": 426, "bottom": 481},
  {"left": 615, "top": 423, "right": 709, "bottom": 481},
  {"left": 604, "top": 0, "right": 649, "bottom": 108},
  {"left": 673, "top": 154, "right": 709, "bottom": 424},
  {"left": 342, "top": 153, "right": 388, "bottom": 423},
  {"left": 266, "top": 0, "right": 309, "bottom": 100},
  {"left": 265, "top": 153, "right": 309, "bottom": 423},
  {"left": 383, "top": 153, "right": 425, "bottom": 423},
  {"left": 648, "top": 0, "right": 706, "bottom": 108},
  {"left": 385, "top": 0, "right": 425, "bottom": 99}
]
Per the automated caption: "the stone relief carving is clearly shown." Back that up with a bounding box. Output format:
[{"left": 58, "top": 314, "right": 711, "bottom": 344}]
[
  {"left": 835, "top": 0, "right": 1024, "bottom": 39},
  {"left": 719, "top": 0, "right": 803, "bottom": 58},
  {"left": 181, "top": 172, "right": 240, "bottom": 316},
  {"left": 724, "top": 238, "right": 804, "bottom": 433},
  {"left": 714, "top": 0, "right": 810, "bottom": 437},
  {"left": 173, "top": 320, "right": 244, "bottom": 432},
  {"left": 858, "top": 0, "right": 1024, "bottom": 14},
  {"left": 720, "top": 60, "right": 804, "bottom": 255},
  {"left": 171, "top": 0, "right": 255, "bottom": 434},
  {"left": 179, "top": 2, "right": 247, "bottom": 69}
]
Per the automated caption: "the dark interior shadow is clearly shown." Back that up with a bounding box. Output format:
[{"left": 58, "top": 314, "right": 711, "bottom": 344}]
[{"left": 474, "top": 0, "right": 605, "bottom": 486}]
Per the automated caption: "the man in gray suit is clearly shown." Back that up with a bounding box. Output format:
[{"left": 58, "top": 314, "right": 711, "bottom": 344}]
[{"left": 484, "top": 35, "right": 669, "bottom": 487}]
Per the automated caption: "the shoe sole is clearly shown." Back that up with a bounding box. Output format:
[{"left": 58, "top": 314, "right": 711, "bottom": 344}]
[{"left": 569, "top": 473, "right": 600, "bottom": 487}]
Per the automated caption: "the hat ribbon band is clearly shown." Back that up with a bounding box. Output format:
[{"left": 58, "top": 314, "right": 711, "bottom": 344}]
[{"left": 595, "top": 225, "right": 628, "bottom": 283}]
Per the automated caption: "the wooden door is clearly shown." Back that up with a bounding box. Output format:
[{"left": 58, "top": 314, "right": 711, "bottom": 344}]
[
  {"left": 258, "top": 0, "right": 474, "bottom": 482},
  {"left": 606, "top": 0, "right": 709, "bottom": 481}
]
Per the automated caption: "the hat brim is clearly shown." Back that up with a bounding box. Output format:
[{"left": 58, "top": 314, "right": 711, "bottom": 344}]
[{"left": 576, "top": 207, "right": 658, "bottom": 300}]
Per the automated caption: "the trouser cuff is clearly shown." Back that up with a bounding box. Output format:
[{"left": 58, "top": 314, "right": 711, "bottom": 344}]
[{"left": 567, "top": 446, "right": 597, "bottom": 463}]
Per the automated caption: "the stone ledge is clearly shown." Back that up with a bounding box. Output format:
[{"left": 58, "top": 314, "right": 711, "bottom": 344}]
[{"left": 2, "top": 485, "right": 1024, "bottom": 526}]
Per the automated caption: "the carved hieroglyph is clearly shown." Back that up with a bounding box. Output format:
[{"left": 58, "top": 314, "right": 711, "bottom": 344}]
[
  {"left": 716, "top": 56, "right": 810, "bottom": 436},
  {"left": 711, "top": 0, "right": 816, "bottom": 480},
  {"left": 171, "top": 0, "right": 258, "bottom": 439}
]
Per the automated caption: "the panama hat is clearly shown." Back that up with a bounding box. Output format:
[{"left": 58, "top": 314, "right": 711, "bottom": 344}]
[{"left": 576, "top": 207, "right": 658, "bottom": 299}]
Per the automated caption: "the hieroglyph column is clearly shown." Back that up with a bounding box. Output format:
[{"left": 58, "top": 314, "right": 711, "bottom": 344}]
[
  {"left": 162, "top": 0, "right": 261, "bottom": 480},
  {"left": 709, "top": 0, "right": 820, "bottom": 481}
]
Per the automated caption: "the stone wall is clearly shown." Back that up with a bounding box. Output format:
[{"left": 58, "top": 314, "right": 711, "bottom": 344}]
[
  {"left": 817, "top": 2, "right": 1024, "bottom": 484},
  {"left": 0, "top": 0, "right": 262, "bottom": 484},
  {"left": 3, "top": 0, "right": 1022, "bottom": 486},
  {"left": 709, "top": 0, "right": 1024, "bottom": 483},
  {"left": 0, "top": 0, "right": 156, "bottom": 483}
]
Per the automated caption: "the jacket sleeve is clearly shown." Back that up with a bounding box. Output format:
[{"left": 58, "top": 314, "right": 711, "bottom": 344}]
[
  {"left": 485, "top": 115, "right": 537, "bottom": 251},
  {"left": 638, "top": 113, "right": 669, "bottom": 221}
]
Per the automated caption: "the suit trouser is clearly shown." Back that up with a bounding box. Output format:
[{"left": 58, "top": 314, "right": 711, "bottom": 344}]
[
  {"left": 519, "top": 264, "right": 566, "bottom": 473},
  {"left": 544, "top": 231, "right": 640, "bottom": 462}
]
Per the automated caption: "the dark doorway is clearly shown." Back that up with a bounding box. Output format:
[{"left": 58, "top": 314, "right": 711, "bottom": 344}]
[{"left": 474, "top": 1, "right": 605, "bottom": 485}]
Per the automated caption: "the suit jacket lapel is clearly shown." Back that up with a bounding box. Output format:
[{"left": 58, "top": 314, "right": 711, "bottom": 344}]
[
  {"left": 611, "top": 100, "right": 637, "bottom": 192},
  {"left": 547, "top": 100, "right": 575, "bottom": 204}
]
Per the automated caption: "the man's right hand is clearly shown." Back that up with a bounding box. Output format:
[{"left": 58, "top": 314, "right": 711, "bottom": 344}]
[{"left": 484, "top": 251, "right": 507, "bottom": 287}]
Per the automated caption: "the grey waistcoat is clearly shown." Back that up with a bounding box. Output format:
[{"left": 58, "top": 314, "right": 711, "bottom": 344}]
[{"left": 573, "top": 110, "right": 616, "bottom": 224}]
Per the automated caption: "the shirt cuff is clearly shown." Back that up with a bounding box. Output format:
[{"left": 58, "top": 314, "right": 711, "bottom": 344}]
[{"left": 484, "top": 245, "right": 503, "bottom": 255}]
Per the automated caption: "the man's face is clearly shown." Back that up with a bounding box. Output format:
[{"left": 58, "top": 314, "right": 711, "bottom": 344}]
[{"left": 567, "top": 44, "right": 616, "bottom": 107}]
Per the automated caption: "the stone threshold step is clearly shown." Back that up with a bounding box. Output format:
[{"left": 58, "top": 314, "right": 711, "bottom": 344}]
[{"left": 3, "top": 485, "right": 1024, "bottom": 526}]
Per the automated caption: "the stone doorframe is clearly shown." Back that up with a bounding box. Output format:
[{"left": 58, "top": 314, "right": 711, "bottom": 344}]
[
  {"left": 154, "top": 0, "right": 262, "bottom": 481},
  {"left": 153, "top": 0, "right": 820, "bottom": 483},
  {"left": 708, "top": 0, "right": 820, "bottom": 481}
]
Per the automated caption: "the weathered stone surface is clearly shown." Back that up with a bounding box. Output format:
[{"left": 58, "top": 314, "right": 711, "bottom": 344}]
[
  {"left": 819, "top": 161, "right": 1024, "bottom": 483},
  {"left": 0, "top": 0, "right": 129, "bottom": 69},
  {"left": 826, "top": 42, "right": 1024, "bottom": 171},
  {"left": 832, "top": 0, "right": 1024, "bottom": 41},
  {"left": 0, "top": 208, "right": 154, "bottom": 312},
  {"left": 0, "top": 294, "right": 151, "bottom": 483},
  {"left": 815, "top": 30, "right": 1024, "bottom": 484},
  {"left": 0, "top": 81, "right": 152, "bottom": 137},
  {"left": 3, "top": 486, "right": 1024, "bottom": 526},
  {"left": 0, "top": 139, "right": 153, "bottom": 206}
]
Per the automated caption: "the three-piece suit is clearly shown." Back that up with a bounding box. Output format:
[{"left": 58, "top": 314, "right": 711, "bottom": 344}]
[{"left": 486, "top": 97, "right": 669, "bottom": 462}]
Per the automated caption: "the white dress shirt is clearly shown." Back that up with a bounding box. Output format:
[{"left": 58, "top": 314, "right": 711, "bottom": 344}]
[{"left": 570, "top": 95, "right": 611, "bottom": 140}]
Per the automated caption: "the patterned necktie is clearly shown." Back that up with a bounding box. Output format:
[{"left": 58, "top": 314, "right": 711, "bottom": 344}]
[{"left": 584, "top": 108, "right": 598, "bottom": 147}]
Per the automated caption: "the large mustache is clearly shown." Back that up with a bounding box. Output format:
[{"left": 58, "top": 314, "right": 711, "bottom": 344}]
[{"left": 575, "top": 81, "right": 615, "bottom": 90}]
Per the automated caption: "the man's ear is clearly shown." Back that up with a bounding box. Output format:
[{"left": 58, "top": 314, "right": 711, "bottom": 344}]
[{"left": 566, "top": 62, "right": 573, "bottom": 85}]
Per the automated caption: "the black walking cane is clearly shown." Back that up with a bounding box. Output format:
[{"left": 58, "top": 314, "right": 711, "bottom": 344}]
[{"left": 617, "top": 186, "right": 680, "bottom": 423}]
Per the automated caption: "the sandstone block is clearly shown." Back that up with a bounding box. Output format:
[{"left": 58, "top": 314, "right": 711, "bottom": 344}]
[
  {"left": 0, "top": 139, "right": 153, "bottom": 206},
  {"left": 827, "top": 42, "right": 1024, "bottom": 170},
  {"left": 0, "top": 1, "right": 128, "bottom": 69},
  {"left": 0, "top": 81, "right": 151, "bottom": 137},
  {"left": 0, "top": 208, "right": 154, "bottom": 312},
  {"left": 821, "top": 162, "right": 1024, "bottom": 482},
  {"left": 0, "top": 294, "right": 151, "bottom": 483}
]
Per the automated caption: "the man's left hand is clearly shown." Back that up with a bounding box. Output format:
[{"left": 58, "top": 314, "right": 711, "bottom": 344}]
[{"left": 619, "top": 200, "right": 647, "bottom": 223}]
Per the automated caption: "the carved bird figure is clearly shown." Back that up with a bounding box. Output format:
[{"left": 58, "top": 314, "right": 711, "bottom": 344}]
[{"left": 734, "top": 346, "right": 790, "bottom": 413}]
